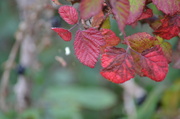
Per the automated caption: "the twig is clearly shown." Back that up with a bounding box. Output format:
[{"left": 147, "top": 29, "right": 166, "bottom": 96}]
[{"left": 0, "top": 37, "right": 22, "bottom": 111}]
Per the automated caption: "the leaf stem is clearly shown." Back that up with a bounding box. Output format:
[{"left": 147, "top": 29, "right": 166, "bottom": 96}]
[{"left": 69, "top": 23, "right": 79, "bottom": 31}]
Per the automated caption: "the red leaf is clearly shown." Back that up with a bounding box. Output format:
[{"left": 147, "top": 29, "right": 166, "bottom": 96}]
[
  {"left": 152, "top": 0, "right": 180, "bottom": 15},
  {"left": 100, "top": 47, "right": 135, "bottom": 83},
  {"left": 91, "top": 10, "right": 104, "bottom": 28},
  {"left": 127, "top": 0, "right": 146, "bottom": 24},
  {"left": 59, "top": 6, "right": 78, "bottom": 25},
  {"left": 80, "top": 0, "right": 104, "bottom": 20},
  {"left": 153, "top": 15, "right": 180, "bottom": 39},
  {"left": 110, "top": 0, "right": 130, "bottom": 35},
  {"left": 140, "top": 46, "right": 168, "bottom": 81},
  {"left": 74, "top": 28, "right": 104, "bottom": 68},
  {"left": 138, "top": 8, "right": 153, "bottom": 21},
  {"left": 51, "top": 28, "right": 72, "bottom": 41},
  {"left": 101, "top": 29, "right": 121, "bottom": 47},
  {"left": 130, "top": 50, "right": 144, "bottom": 76},
  {"left": 155, "top": 26, "right": 180, "bottom": 40}
]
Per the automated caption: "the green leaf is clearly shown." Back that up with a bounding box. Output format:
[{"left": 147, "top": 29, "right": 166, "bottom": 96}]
[
  {"left": 101, "top": 17, "right": 111, "bottom": 29},
  {"left": 18, "top": 109, "right": 40, "bottom": 119},
  {"left": 76, "top": 87, "right": 117, "bottom": 110},
  {"left": 42, "top": 86, "right": 117, "bottom": 111},
  {"left": 162, "top": 80, "right": 180, "bottom": 112},
  {"left": 48, "top": 104, "right": 82, "bottom": 119}
]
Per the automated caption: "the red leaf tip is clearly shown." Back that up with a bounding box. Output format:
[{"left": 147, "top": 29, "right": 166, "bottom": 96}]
[
  {"left": 59, "top": 6, "right": 78, "bottom": 25},
  {"left": 52, "top": 27, "right": 72, "bottom": 41}
]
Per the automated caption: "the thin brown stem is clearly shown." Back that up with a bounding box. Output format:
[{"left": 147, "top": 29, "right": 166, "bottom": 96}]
[{"left": 0, "top": 38, "right": 22, "bottom": 111}]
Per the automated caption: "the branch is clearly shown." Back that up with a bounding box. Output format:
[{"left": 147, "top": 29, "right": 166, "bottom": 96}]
[{"left": 0, "top": 32, "right": 23, "bottom": 111}]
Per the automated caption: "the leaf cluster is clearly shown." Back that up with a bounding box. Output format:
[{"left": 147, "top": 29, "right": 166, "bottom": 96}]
[{"left": 52, "top": 0, "right": 180, "bottom": 83}]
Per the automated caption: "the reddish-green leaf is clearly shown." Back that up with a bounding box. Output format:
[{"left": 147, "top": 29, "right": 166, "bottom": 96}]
[
  {"left": 100, "top": 47, "right": 135, "bottom": 83},
  {"left": 152, "top": 0, "right": 180, "bottom": 15},
  {"left": 101, "top": 29, "right": 121, "bottom": 47},
  {"left": 127, "top": 0, "right": 146, "bottom": 24},
  {"left": 141, "top": 46, "right": 168, "bottom": 81},
  {"left": 74, "top": 28, "right": 104, "bottom": 68},
  {"left": 153, "top": 15, "right": 180, "bottom": 39},
  {"left": 155, "top": 36, "right": 172, "bottom": 63},
  {"left": 110, "top": 0, "right": 130, "bottom": 34},
  {"left": 51, "top": 28, "right": 72, "bottom": 41},
  {"left": 59, "top": 6, "right": 78, "bottom": 25},
  {"left": 80, "top": 0, "right": 104, "bottom": 20},
  {"left": 125, "top": 32, "right": 156, "bottom": 53}
]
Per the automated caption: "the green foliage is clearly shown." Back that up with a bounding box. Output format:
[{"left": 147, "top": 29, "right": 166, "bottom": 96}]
[
  {"left": 137, "top": 84, "right": 165, "bottom": 119},
  {"left": 41, "top": 86, "right": 117, "bottom": 118}
]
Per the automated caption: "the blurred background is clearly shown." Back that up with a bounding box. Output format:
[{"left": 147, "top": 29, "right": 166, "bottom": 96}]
[{"left": 0, "top": 0, "right": 180, "bottom": 119}]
